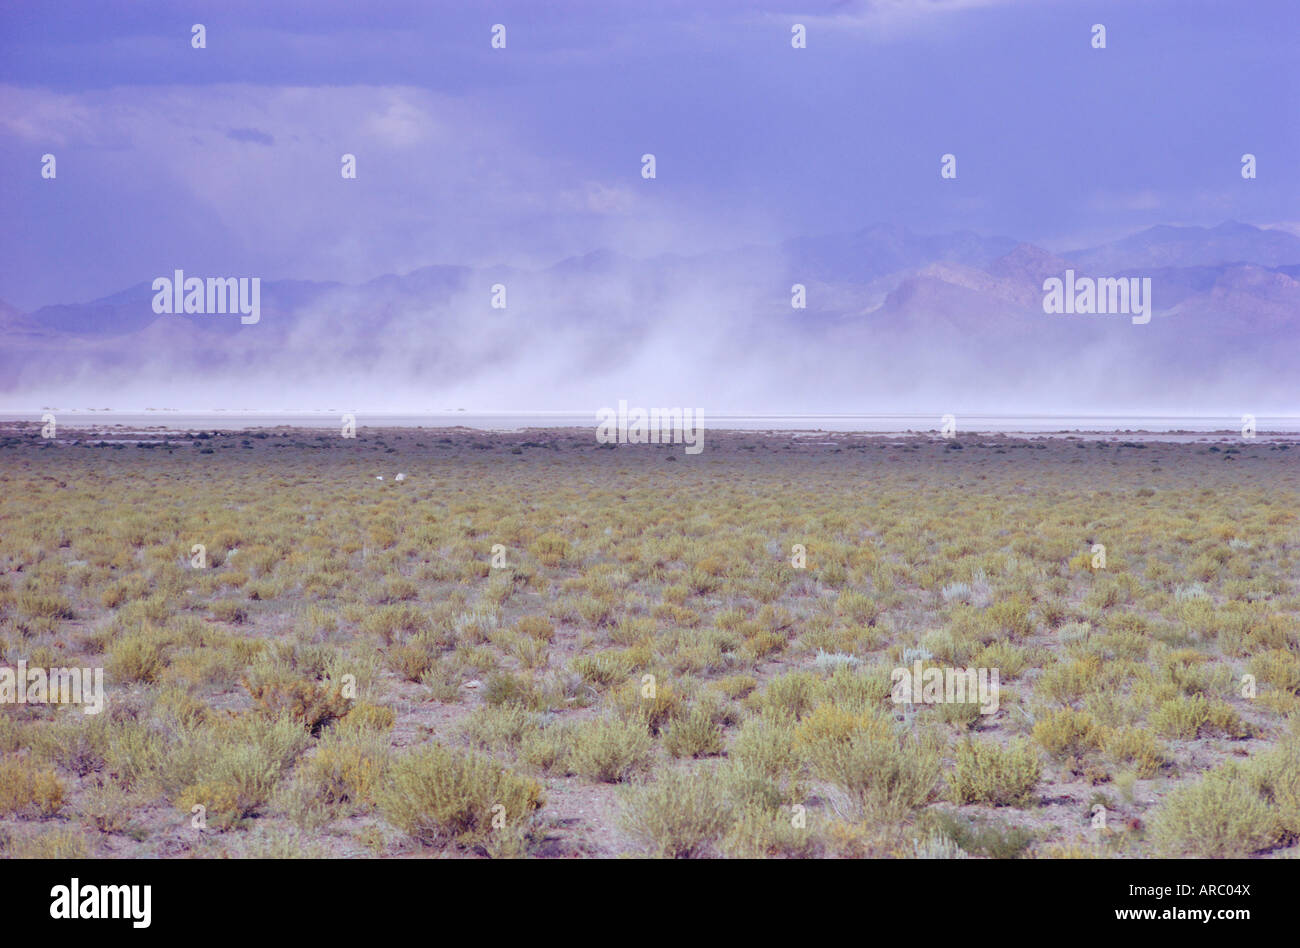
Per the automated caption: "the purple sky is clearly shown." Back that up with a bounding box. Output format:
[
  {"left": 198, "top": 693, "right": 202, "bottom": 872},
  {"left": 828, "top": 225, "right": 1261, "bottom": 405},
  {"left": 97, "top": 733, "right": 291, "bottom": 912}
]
[{"left": 2, "top": 0, "right": 1298, "bottom": 311}]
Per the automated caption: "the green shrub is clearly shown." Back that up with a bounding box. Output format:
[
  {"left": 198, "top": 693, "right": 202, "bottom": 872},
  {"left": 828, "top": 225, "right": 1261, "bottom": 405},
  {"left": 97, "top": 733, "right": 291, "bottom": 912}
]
[
  {"left": 1243, "top": 736, "right": 1300, "bottom": 842},
  {"left": 663, "top": 705, "right": 725, "bottom": 759},
  {"left": 461, "top": 704, "right": 538, "bottom": 752},
  {"left": 797, "top": 707, "right": 940, "bottom": 821},
  {"left": 921, "top": 809, "right": 1035, "bottom": 859},
  {"left": 306, "top": 726, "right": 391, "bottom": 808},
  {"left": 362, "top": 604, "right": 429, "bottom": 644},
  {"left": 951, "top": 739, "right": 1042, "bottom": 807},
  {"left": 570, "top": 653, "right": 631, "bottom": 688},
  {"left": 568, "top": 716, "right": 653, "bottom": 783},
  {"left": 385, "top": 642, "right": 437, "bottom": 682},
  {"left": 724, "top": 713, "right": 802, "bottom": 809},
  {"left": 0, "top": 756, "right": 64, "bottom": 817},
  {"left": 377, "top": 744, "right": 544, "bottom": 852},
  {"left": 19, "top": 592, "right": 74, "bottom": 620},
  {"left": 1103, "top": 727, "right": 1166, "bottom": 778},
  {"left": 171, "top": 714, "right": 310, "bottom": 829},
  {"left": 1151, "top": 694, "right": 1250, "bottom": 740},
  {"left": 482, "top": 671, "right": 535, "bottom": 708},
  {"left": 1035, "top": 656, "right": 1101, "bottom": 704},
  {"left": 753, "top": 672, "right": 819, "bottom": 719},
  {"left": 515, "top": 616, "right": 554, "bottom": 641},
  {"left": 1032, "top": 708, "right": 1103, "bottom": 759},
  {"left": 988, "top": 597, "right": 1033, "bottom": 639},
  {"left": 611, "top": 678, "right": 683, "bottom": 735},
  {"left": 622, "top": 770, "right": 733, "bottom": 858},
  {"left": 721, "top": 803, "right": 821, "bottom": 858},
  {"left": 1250, "top": 650, "right": 1300, "bottom": 695},
  {"left": 530, "top": 534, "right": 572, "bottom": 566},
  {"left": 1152, "top": 765, "right": 1276, "bottom": 857},
  {"left": 109, "top": 631, "right": 166, "bottom": 683},
  {"left": 518, "top": 725, "right": 573, "bottom": 775},
  {"left": 340, "top": 701, "right": 396, "bottom": 733}
]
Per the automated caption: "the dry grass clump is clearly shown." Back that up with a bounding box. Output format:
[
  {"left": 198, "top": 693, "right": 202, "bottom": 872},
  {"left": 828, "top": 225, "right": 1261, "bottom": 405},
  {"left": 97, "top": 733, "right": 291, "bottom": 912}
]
[{"left": 242, "top": 663, "right": 352, "bottom": 734}]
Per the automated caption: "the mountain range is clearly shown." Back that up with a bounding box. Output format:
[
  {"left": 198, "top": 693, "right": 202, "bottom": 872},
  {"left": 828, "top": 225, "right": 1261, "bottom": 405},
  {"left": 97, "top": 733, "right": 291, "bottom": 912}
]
[{"left": 2, "top": 221, "right": 1297, "bottom": 414}]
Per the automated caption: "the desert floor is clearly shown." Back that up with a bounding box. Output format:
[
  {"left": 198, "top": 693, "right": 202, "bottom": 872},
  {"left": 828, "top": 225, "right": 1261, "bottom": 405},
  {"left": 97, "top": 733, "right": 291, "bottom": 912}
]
[{"left": 1, "top": 424, "right": 1297, "bottom": 858}]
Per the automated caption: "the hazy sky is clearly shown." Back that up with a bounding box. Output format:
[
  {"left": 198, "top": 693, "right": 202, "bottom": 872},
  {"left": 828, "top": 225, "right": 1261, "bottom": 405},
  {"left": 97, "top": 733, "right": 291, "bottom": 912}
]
[{"left": 2, "top": 0, "right": 1297, "bottom": 311}]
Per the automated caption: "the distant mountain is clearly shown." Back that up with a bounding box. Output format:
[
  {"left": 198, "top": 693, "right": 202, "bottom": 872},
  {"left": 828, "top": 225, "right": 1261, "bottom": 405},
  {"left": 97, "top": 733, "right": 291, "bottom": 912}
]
[
  {"left": 1066, "top": 221, "right": 1300, "bottom": 272},
  {"left": 26, "top": 279, "right": 348, "bottom": 337},
  {"left": 0, "top": 299, "right": 25, "bottom": 326},
  {"left": 779, "top": 223, "right": 1019, "bottom": 285},
  {"left": 877, "top": 243, "right": 1297, "bottom": 341},
  {"left": 985, "top": 244, "right": 1071, "bottom": 286}
]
